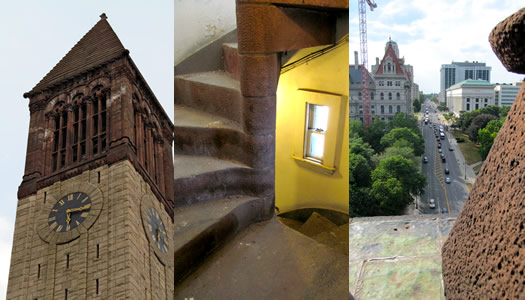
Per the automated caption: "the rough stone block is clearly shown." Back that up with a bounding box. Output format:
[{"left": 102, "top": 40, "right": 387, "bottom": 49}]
[
  {"left": 489, "top": 8, "right": 525, "bottom": 74},
  {"left": 242, "top": 95, "right": 276, "bottom": 135},
  {"left": 239, "top": 54, "right": 280, "bottom": 97}
]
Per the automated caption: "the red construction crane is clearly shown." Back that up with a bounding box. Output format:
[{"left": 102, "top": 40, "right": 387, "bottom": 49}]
[{"left": 358, "top": 0, "right": 377, "bottom": 127}]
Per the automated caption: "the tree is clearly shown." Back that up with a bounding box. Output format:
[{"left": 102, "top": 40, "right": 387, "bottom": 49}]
[
  {"left": 372, "top": 155, "right": 426, "bottom": 197},
  {"left": 380, "top": 127, "right": 424, "bottom": 156},
  {"left": 375, "top": 143, "right": 417, "bottom": 166},
  {"left": 467, "top": 114, "right": 498, "bottom": 142},
  {"left": 413, "top": 98, "right": 421, "bottom": 113},
  {"left": 350, "top": 119, "right": 365, "bottom": 139},
  {"left": 478, "top": 119, "right": 504, "bottom": 159},
  {"left": 350, "top": 136, "right": 374, "bottom": 166},
  {"left": 362, "top": 119, "right": 388, "bottom": 153},
  {"left": 389, "top": 113, "right": 419, "bottom": 132},
  {"left": 349, "top": 186, "right": 376, "bottom": 217},
  {"left": 370, "top": 177, "right": 407, "bottom": 215},
  {"left": 350, "top": 153, "right": 372, "bottom": 188}
]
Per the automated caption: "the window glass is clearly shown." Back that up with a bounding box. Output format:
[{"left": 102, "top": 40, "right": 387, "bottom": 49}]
[{"left": 306, "top": 104, "right": 329, "bottom": 161}]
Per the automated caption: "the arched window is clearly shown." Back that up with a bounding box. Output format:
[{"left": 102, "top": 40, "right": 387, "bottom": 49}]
[{"left": 396, "top": 92, "right": 400, "bottom": 100}]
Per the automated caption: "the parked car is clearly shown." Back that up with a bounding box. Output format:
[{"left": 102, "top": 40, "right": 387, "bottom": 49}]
[
  {"left": 442, "top": 157, "right": 446, "bottom": 162},
  {"left": 441, "top": 207, "right": 448, "bottom": 214},
  {"left": 429, "top": 199, "right": 436, "bottom": 209},
  {"left": 445, "top": 177, "right": 451, "bottom": 184},
  {"left": 438, "top": 143, "right": 442, "bottom": 148},
  {"left": 438, "top": 148, "right": 442, "bottom": 153},
  {"left": 445, "top": 168, "right": 450, "bottom": 174},
  {"left": 449, "top": 146, "right": 453, "bottom": 151},
  {"left": 423, "top": 156, "right": 428, "bottom": 163}
]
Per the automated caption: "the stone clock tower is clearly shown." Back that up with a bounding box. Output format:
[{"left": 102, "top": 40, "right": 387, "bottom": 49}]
[{"left": 7, "top": 14, "right": 175, "bottom": 299}]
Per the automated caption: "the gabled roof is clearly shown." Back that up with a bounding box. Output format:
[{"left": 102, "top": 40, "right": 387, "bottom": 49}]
[
  {"left": 28, "top": 14, "right": 126, "bottom": 94},
  {"left": 374, "top": 41, "right": 405, "bottom": 76}
]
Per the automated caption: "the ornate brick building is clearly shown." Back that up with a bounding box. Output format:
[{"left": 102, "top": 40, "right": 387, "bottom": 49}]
[{"left": 7, "top": 14, "right": 175, "bottom": 299}]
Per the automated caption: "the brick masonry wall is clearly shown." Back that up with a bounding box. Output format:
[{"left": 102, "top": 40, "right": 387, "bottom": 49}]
[{"left": 7, "top": 160, "right": 174, "bottom": 299}]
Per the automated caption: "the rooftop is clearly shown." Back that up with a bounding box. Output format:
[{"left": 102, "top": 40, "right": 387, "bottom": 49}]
[
  {"left": 349, "top": 214, "right": 457, "bottom": 299},
  {"left": 448, "top": 79, "right": 494, "bottom": 89}
]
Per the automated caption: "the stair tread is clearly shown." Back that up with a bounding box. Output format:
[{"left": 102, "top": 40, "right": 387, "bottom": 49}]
[
  {"left": 223, "top": 42, "right": 238, "bottom": 48},
  {"left": 173, "top": 154, "right": 249, "bottom": 180},
  {"left": 175, "top": 70, "right": 240, "bottom": 90},
  {"left": 173, "top": 217, "right": 348, "bottom": 299},
  {"left": 174, "top": 105, "right": 242, "bottom": 131},
  {"left": 173, "top": 195, "right": 258, "bottom": 252}
]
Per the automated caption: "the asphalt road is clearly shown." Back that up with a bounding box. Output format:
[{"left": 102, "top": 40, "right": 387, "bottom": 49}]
[{"left": 418, "top": 101, "right": 469, "bottom": 215}]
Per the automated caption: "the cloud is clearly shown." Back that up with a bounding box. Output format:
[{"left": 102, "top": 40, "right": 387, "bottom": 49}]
[{"left": 351, "top": 0, "right": 524, "bottom": 93}]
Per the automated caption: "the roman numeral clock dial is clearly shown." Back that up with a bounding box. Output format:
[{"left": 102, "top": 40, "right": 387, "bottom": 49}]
[{"left": 48, "top": 192, "right": 91, "bottom": 232}]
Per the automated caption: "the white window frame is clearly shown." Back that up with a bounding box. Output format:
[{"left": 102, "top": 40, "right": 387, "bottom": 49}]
[{"left": 292, "top": 89, "right": 347, "bottom": 175}]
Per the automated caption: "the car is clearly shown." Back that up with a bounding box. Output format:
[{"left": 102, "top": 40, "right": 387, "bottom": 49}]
[
  {"left": 438, "top": 143, "right": 442, "bottom": 148},
  {"left": 423, "top": 156, "right": 428, "bottom": 163},
  {"left": 429, "top": 199, "right": 436, "bottom": 209},
  {"left": 445, "top": 168, "right": 450, "bottom": 174},
  {"left": 449, "top": 146, "right": 453, "bottom": 151},
  {"left": 445, "top": 177, "right": 451, "bottom": 184},
  {"left": 438, "top": 148, "right": 442, "bottom": 153},
  {"left": 441, "top": 207, "right": 448, "bottom": 214},
  {"left": 442, "top": 157, "right": 446, "bottom": 162}
]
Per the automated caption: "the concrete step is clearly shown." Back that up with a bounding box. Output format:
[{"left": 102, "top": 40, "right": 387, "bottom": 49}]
[
  {"left": 173, "top": 155, "right": 272, "bottom": 206},
  {"left": 173, "top": 125, "right": 272, "bottom": 169},
  {"left": 173, "top": 216, "right": 348, "bottom": 299},
  {"left": 174, "top": 104, "right": 242, "bottom": 131},
  {"left": 172, "top": 195, "right": 273, "bottom": 284},
  {"left": 174, "top": 71, "right": 242, "bottom": 124},
  {"left": 222, "top": 43, "right": 240, "bottom": 80}
]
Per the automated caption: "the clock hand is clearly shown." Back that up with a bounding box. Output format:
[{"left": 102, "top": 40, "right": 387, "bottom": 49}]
[
  {"left": 67, "top": 204, "right": 91, "bottom": 214},
  {"left": 66, "top": 212, "right": 71, "bottom": 225}
]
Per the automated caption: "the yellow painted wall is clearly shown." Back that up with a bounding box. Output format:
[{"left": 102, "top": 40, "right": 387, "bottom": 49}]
[{"left": 275, "top": 39, "right": 349, "bottom": 214}]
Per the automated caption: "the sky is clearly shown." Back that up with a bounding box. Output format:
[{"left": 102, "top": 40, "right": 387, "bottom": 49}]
[
  {"left": 350, "top": 0, "right": 524, "bottom": 94},
  {"left": 0, "top": 1, "right": 173, "bottom": 297}
]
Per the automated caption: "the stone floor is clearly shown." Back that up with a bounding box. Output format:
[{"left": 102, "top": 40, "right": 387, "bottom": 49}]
[{"left": 349, "top": 214, "right": 457, "bottom": 299}]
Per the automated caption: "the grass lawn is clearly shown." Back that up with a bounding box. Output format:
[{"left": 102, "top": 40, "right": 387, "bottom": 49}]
[
  {"left": 414, "top": 113, "right": 419, "bottom": 119},
  {"left": 451, "top": 130, "right": 482, "bottom": 165}
]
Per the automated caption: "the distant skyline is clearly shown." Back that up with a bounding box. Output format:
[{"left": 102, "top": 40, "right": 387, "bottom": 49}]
[
  {"left": 350, "top": 0, "right": 524, "bottom": 93},
  {"left": 0, "top": 1, "right": 173, "bottom": 296}
]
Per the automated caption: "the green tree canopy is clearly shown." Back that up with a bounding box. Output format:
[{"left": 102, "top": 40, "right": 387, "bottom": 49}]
[
  {"left": 372, "top": 155, "right": 426, "bottom": 197},
  {"left": 467, "top": 113, "right": 498, "bottom": 142},
  {"left": 370, "top": 177, "right": 408, "bottom": 215},
  {"left": 374, "top": 143, "right": 417, "bottom": 166},
  {"left": 380, "top": 127, "right": 424, "bottom": 156},
  {"left": 388, "top": 113, "right": 419, "bottom": 132},
  {"left": 478, "top": 119, "right": 504, "bottom": 160},
  {"left": 350, "top": 153, "right": 372, "bottom": 188}
]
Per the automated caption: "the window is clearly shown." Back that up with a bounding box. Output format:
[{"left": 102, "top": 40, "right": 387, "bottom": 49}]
[
  {"left": 466, "top": 103, "right": 470, "bottom": 110},
  {"left": 388, "top": 93, "right": 392, "bottom": 100},
  {"left": 371, "top": 92, "right": 374, "bottom": 100},
  {"left": 466, "top": 98, "right": 470, "bottom": 102},
  {"left": 380, "top": 93, "right": 384, "bottom": 100},
  {"left": 387, "top": 81, "right": 393, "bottom": 86},
  {"left": 305, "top": 104, "right": 328, "bottom": 161},
  {"left": 397, "top": 105, "right": 401, "bottom": 113},
  {"left": 379, "top": 81, "right": 384, "bottom": 86},
  {"left": 396, "top": 92, "right": 400, "bottom": 100},
  {"left": 484, "top": 98, "right": 488, "bottom": 103},
  {"left": 476, "top": 98, "right": 479, "bottom": 103},
  {"left": 389, "top": 105, "right": 393, "bottom": 113},
  {"left": 292, "top": 90, "right": 346, "bottom": 175},
  {"left": 395, "top": 81, "right": 401, "bottom": 86},
  {"left": 381, "top": 105, "right": 384, "bottom": 113}
]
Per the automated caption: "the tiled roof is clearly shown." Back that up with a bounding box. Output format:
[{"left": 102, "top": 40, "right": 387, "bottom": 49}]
[
  {"left": 29, "top": 14, "right": 126, "bottom": 94},
  {"left": 374, "top": 42, "right": 405, "bottom": 76}
]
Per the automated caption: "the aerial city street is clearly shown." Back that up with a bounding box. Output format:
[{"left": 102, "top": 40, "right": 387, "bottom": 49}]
[{"left": 419, "top": 101, "right": 469, "bottom": 214}]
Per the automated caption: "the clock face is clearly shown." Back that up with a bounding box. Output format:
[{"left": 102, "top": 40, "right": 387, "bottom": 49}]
[
  {"left": 146, "top": 207, "right": 168, "bottom": 253},
  {"left": 48, "top": 192, "right": 91, "bottom": 232}
]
